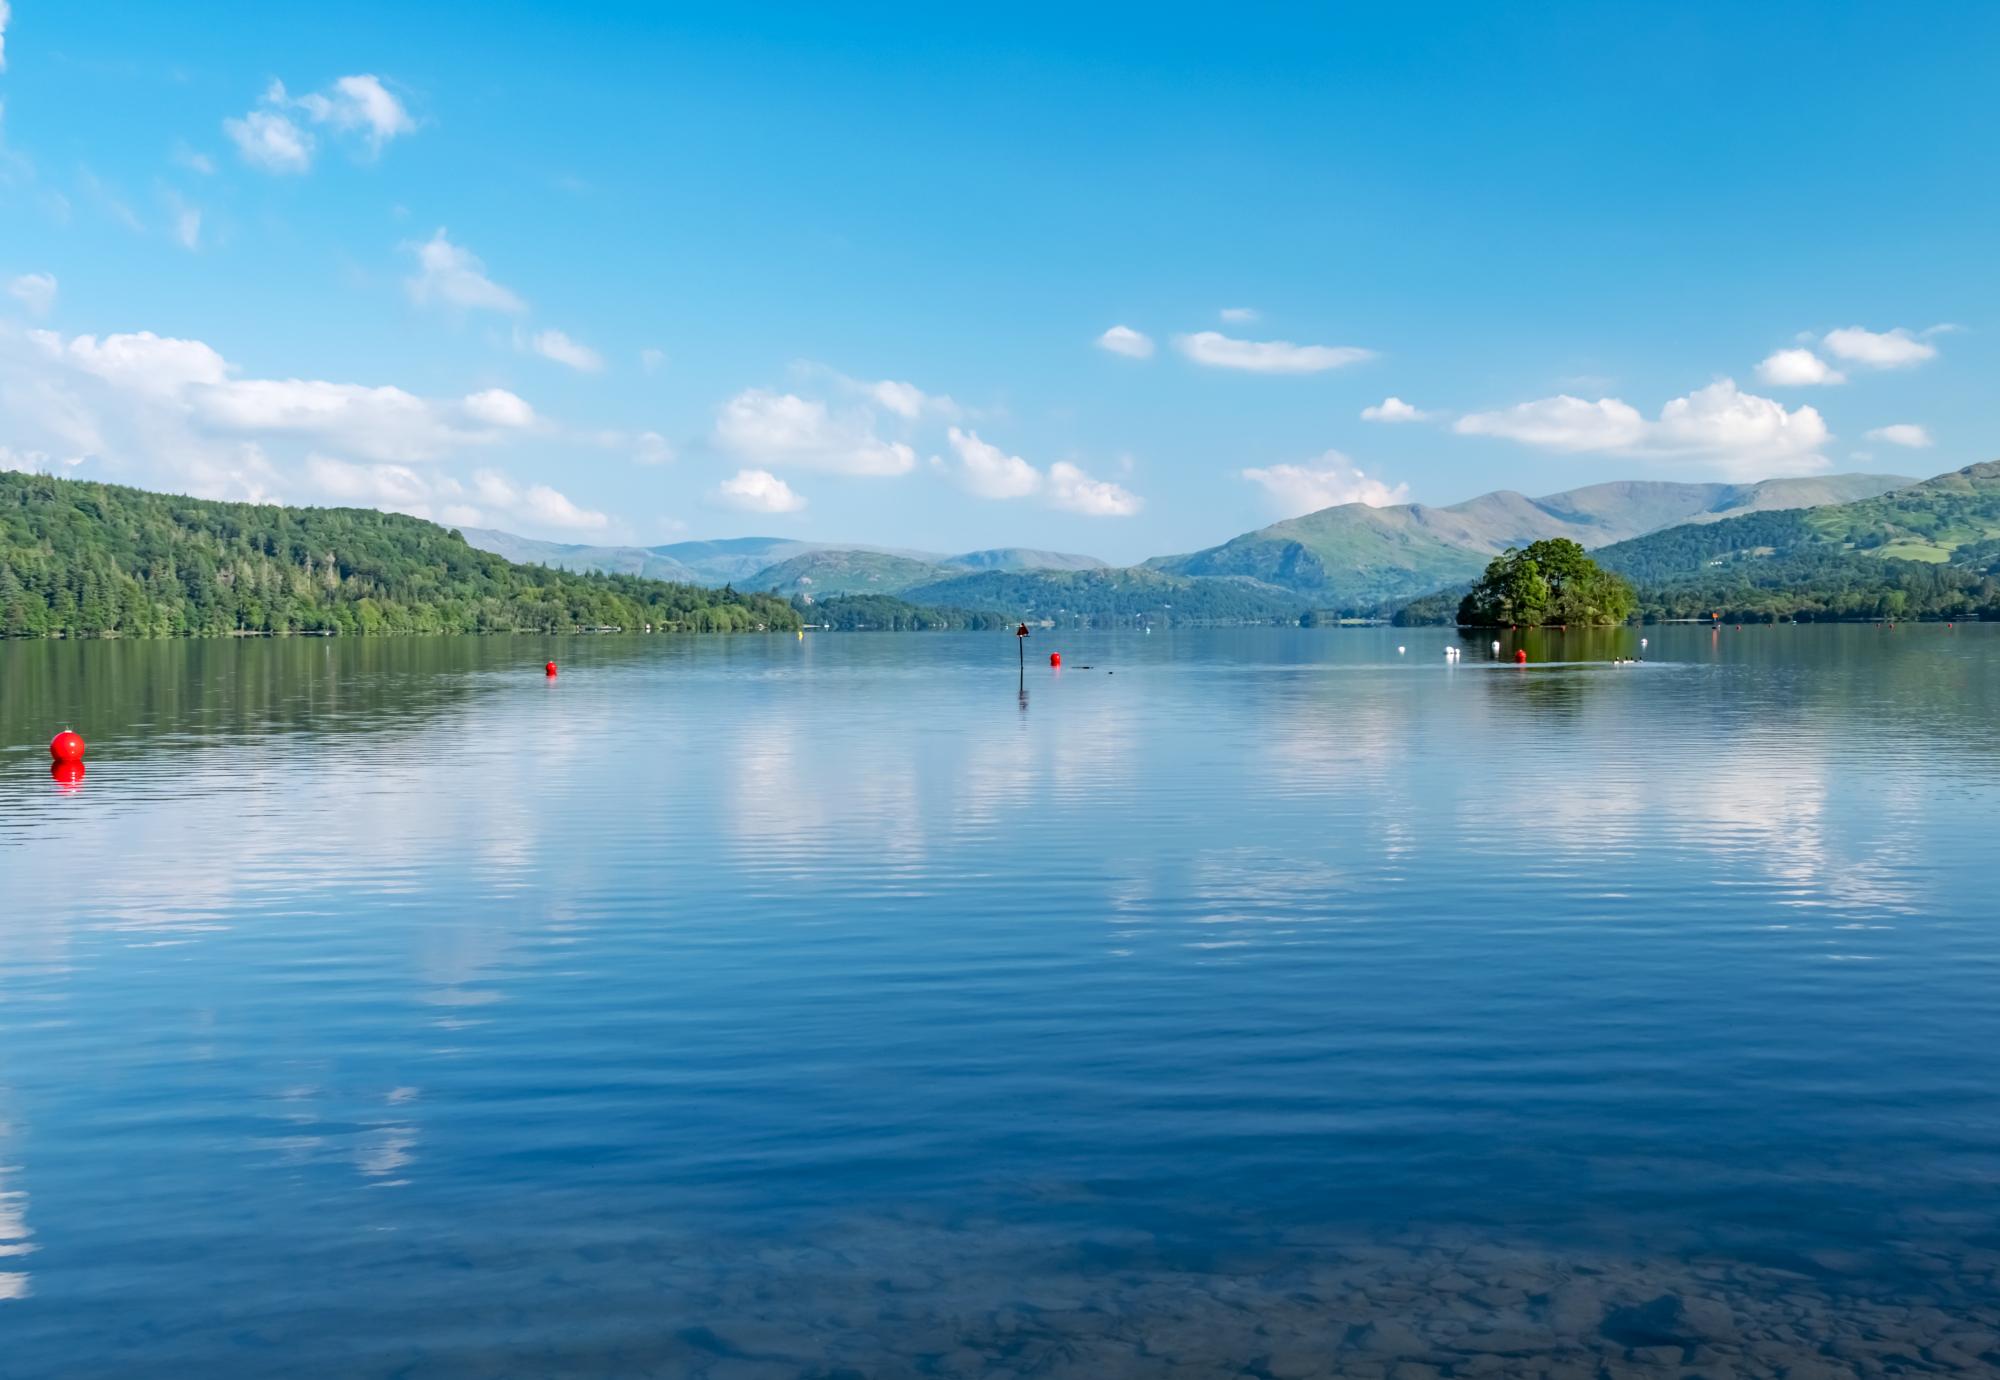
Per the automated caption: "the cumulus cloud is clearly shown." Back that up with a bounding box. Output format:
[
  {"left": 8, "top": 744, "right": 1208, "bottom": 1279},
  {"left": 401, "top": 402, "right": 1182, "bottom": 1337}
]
[
  {"left": 405, "top": 229, "right": 526, "bottom": 313},
  {"left": 225, "top": 75, "right": 415, "bottom": 173},
  {"left": 1241, "top": 453, "right": 1409, "bottom": 516},
  {"left": 528, "top": 327, "right": 603, "bottom": 372},
  {"left": 14, "top": 326, "right": 548, "bottom": 485},
  {"left": 1219, "top": 307, "right": 1259, "bottom": 323},
  {"left": 1866, "top": 423, "right": 1933, "bottom": 448},
  {"left": 1173, "top": 330, "right": 1374, "bottom": 374},
  {"left": 714, "top": 388, "right": 915, "bottom": 476},
  {"left": 1095, "top": 325, "right": 1154, "bottom": 359},
  {"left": 1756, "top": 347, "right": 1845, "bottom": 387},
  {"left": 941, "top": 427, "right": 1141, "bottom": 515},
  {"left": 947, "top": 426, "right": 1041, "bottom": 499},
  {"left": 1360, "top": 396, "right": 1429, "bottom": 423},
  {"left": 1821, "top": 325, "right": 1939, "bottom": 370},
  {"left": 469, "top": 468, "right": 608, "bottom": 530},
  {"left": 461, "top": 388, "right": 537, "bottom": 429},
  {"left": 714, "top": 468, "right": 805, "bottom": 513},
  {"left": 1455, "top": 378, "right": 1830, "bottom": 479},
  {"left": 1047, "top": 461, "right": 1141, "bottom": 517},
  {"left": 0, "top": 3, "right": 11, "bottom": 74},
  {"left": 7, "top": 271, "right": 55, "bottom": 316}
]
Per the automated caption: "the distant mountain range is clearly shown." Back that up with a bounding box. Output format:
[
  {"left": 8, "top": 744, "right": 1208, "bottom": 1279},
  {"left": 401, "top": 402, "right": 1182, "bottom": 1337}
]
[
  {"left": 460, "top": 529, "right": 1107, "bottom": 598},
  {"left": 1144, "top": 474, "right": 1914, "bottom": 608},
  {"left": 463, "top": 472, "right": 1913, "bottom": 615}
]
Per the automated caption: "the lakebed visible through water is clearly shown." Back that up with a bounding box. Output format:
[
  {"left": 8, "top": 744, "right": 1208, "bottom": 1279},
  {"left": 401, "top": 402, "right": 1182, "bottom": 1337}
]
[{"left": 3, "top": 626, "right": 1999, "bottom": 1378}]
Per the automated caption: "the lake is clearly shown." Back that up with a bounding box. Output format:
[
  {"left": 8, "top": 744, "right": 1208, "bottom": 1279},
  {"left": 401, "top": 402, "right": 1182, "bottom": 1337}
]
[{"left": 4, "top": 626, "right": 1999, "bottom": 1378}]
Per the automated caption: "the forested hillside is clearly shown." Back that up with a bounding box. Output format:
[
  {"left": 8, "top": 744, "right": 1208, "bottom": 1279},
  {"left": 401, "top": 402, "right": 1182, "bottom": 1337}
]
[{"left": 0, "top": 471, "right": 801, "bottom": 638}]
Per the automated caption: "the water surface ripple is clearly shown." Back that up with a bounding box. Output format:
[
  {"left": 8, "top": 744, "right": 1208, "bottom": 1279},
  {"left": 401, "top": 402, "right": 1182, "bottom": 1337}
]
[{"left": 3, "top": 626, "right": 1998, "bottom": 1377}]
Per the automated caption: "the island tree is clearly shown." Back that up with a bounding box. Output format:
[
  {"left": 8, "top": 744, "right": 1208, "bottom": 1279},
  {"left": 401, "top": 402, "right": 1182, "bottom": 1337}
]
[{"left": 1457, "top": 539, "right": 1635, "bottom": 626}]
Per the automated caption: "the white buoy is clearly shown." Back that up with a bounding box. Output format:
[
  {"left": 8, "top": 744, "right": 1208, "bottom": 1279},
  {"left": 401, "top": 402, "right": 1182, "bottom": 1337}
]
[
  {"left": 1398, "top": 645, "right": 1406, "bottom": 655},
  {"left": 1640, "top": 637, "right": 1648, "bottom": 648},
  {"left": 1492, "top": 640, "right": 1501, "bottom": 653}
]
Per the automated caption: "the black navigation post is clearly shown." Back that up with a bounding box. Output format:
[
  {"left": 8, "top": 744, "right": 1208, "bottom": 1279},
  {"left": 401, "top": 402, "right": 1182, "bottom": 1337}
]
[{"left": 1016, "top": 620, "right": 1030, "bottom": 706}]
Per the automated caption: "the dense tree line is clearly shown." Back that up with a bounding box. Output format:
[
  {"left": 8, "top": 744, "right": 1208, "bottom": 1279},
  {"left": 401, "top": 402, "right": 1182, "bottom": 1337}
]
[
  {"left": 0, "top": 472, "right": 801, "bottom": 638},
  {"left": 801, "top": 595, "right": 1011, "bottom": 630}
]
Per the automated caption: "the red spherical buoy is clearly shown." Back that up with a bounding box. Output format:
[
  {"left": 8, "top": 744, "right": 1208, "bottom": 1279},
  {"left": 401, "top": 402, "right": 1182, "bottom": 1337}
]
[
  {"left": 1050, "top": 652, "right": 1061, "bottom": 668},
  {"left": 1514, "top": 649, "right": 1528, "bottom": 664},
  {"left": 544, "top": 661, "right": 558, "bottom": 677},
  {"left": 51, "top": 759, "right": 85, "bottom": 791},
  {"left": 50, "top": 730, "right": 86, "bottom": 763}
]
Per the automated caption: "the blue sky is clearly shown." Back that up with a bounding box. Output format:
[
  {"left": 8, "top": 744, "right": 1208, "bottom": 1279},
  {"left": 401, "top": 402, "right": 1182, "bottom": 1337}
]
[{"left": 1, "top": 2, "right": 1994, "bottom": 561}]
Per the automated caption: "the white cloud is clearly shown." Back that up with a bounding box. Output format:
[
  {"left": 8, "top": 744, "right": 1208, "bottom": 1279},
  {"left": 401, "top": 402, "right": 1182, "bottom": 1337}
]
[
  {"left": 861, "top": 376, "right": 959, "bottom": 420},
  {"left": 1756, "top": 347, "right": 1845, "bottom": 387},
  {"left": 1095, "top": 325, "right": 1154, "bottom": 360},
  {"left": 714, "top": 388, "right": 915, "bottom": 476},
  {"left": 941, "top": 427, "right": 1141, "bottom": 515},
  {"left": 1219, "top": 307, "right": 1259, "bottom": 323},
  {"left": 1241, "top": 452, "right": 1409, "bottom": 515},
  {"left": 406, "top": 229, "right": 526, "bottom": 313},
  {"left": 461, "top": 388, "right": 537, "bottom": 429},
  {"left": 225, "top": 75, "right": 415, "bottom": 173},
  {"left": 2, "top": 445, "right": 83, "bottom": 474},
  {"left": 1821, "top": 325, "right": 1938, "bottom": 370},
  {"left": 7, "top": 271, "right": 55, "bottom": 316},
  {"left": 294, "top": 75, "right": 416, "bottom": 154},
  {"left": 223, "top": 108, "right": 313, "bottom": 174},
  {"left": 465, "top": 469, "right": 608, "bottom": 531},
  {"left": 35, "top": 328, "right": 231, "bottom": 396},
  {"left": 1172, "top": 330, "right": 1374, "bottom": 374},
  {"left": 307, "top": 455, "right": 437, "bottom": 514},
  {"left": 18, "top": 327, "right": 547, "bottom": 475},
  {"left": 1047, "top": 461, "right": 1141, "bottom": 517},
  {"left": 0, "top": 3, "right": 11, "bottom": 74},
  {"left": 529, "top": 327, "right": 603, "bottom": 372},
  {"left": 1866, "top": 423, "right": 1933, "bottom": 448},
  {"left": 947, "top": 426, "right": 1041, "bottom": 499},
  {"left": 714, "top": 468, "right": 805, "bottom": 513},
  {"left": 1455, "top": 378, "right": 1830, "bottom": 478},
  {"left": 1360, "top": 396, "right": 1429, "bottom": 423}
]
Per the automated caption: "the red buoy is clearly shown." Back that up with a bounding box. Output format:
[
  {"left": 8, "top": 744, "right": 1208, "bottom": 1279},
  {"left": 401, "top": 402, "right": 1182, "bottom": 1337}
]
[
  {"left": 50, "top": 730, "right": 85, "bottom": 763},
  {"left": 51, "top": 759, "right": 84, "bottom": 791},
  {"left": 544, "top": 661, "right": 558, "bottom": 677},
  {"left": 1514, "top": 649, "right": 1528, "bottom": 664},
  {"left": 1049, "top": 652, "right": 1061, "bottom": 667}
]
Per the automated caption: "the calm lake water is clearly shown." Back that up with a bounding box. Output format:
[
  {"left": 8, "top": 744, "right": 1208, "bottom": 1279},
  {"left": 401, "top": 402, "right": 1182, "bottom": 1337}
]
[{"left": 4, "top": 626, "right": 1999, "bottom": 1378}]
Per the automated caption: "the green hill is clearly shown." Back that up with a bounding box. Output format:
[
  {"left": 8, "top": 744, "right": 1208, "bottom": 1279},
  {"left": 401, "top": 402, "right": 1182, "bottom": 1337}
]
[
  {"left": 745, "top": 549, "right": 950, "bottom": 598},
  {"left": 1148, "top": 473, "right": 1912, "bottom": 609},
  {"left": 0, "top": 471, "right": 801, "bottom": 638},
  {"left": 1578, "top": 461, "right": 2000, "bottom": 621},
  {"left": 901, "top": 567, "right": 1305, "bottom": 625},
  {"left": 940, "top": 547, "right": 1107, "bottom": 573}
]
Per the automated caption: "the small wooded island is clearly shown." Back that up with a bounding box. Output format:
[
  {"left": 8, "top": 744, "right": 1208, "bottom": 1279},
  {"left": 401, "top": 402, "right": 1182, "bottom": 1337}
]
[{"left": 1457, "top": 539, "right": 1637, "bottom": 627}]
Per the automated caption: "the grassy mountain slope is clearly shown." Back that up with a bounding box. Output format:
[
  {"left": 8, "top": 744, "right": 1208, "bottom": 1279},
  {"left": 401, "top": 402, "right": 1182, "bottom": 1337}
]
[
  {"left": 0, "top": 471, "right": 801, "bottom": 637},
  {"left": 1569, "top": 461, "right": 2000, "bottom": 620},
  {"left": 940, "top": 547, "right": 1108, "bottom": 572},
  {"left": 745, "top": 549, "right": 951, "bottom": 598},
  {"left": 902, "top": 567, "right": 1305, "bottom": 624},
  {"left": 458, "top": 527, "right": 707, "bottom": 583},
  {"left": 1148, "top": 473, "right": 1912, "bottom": 608}
]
